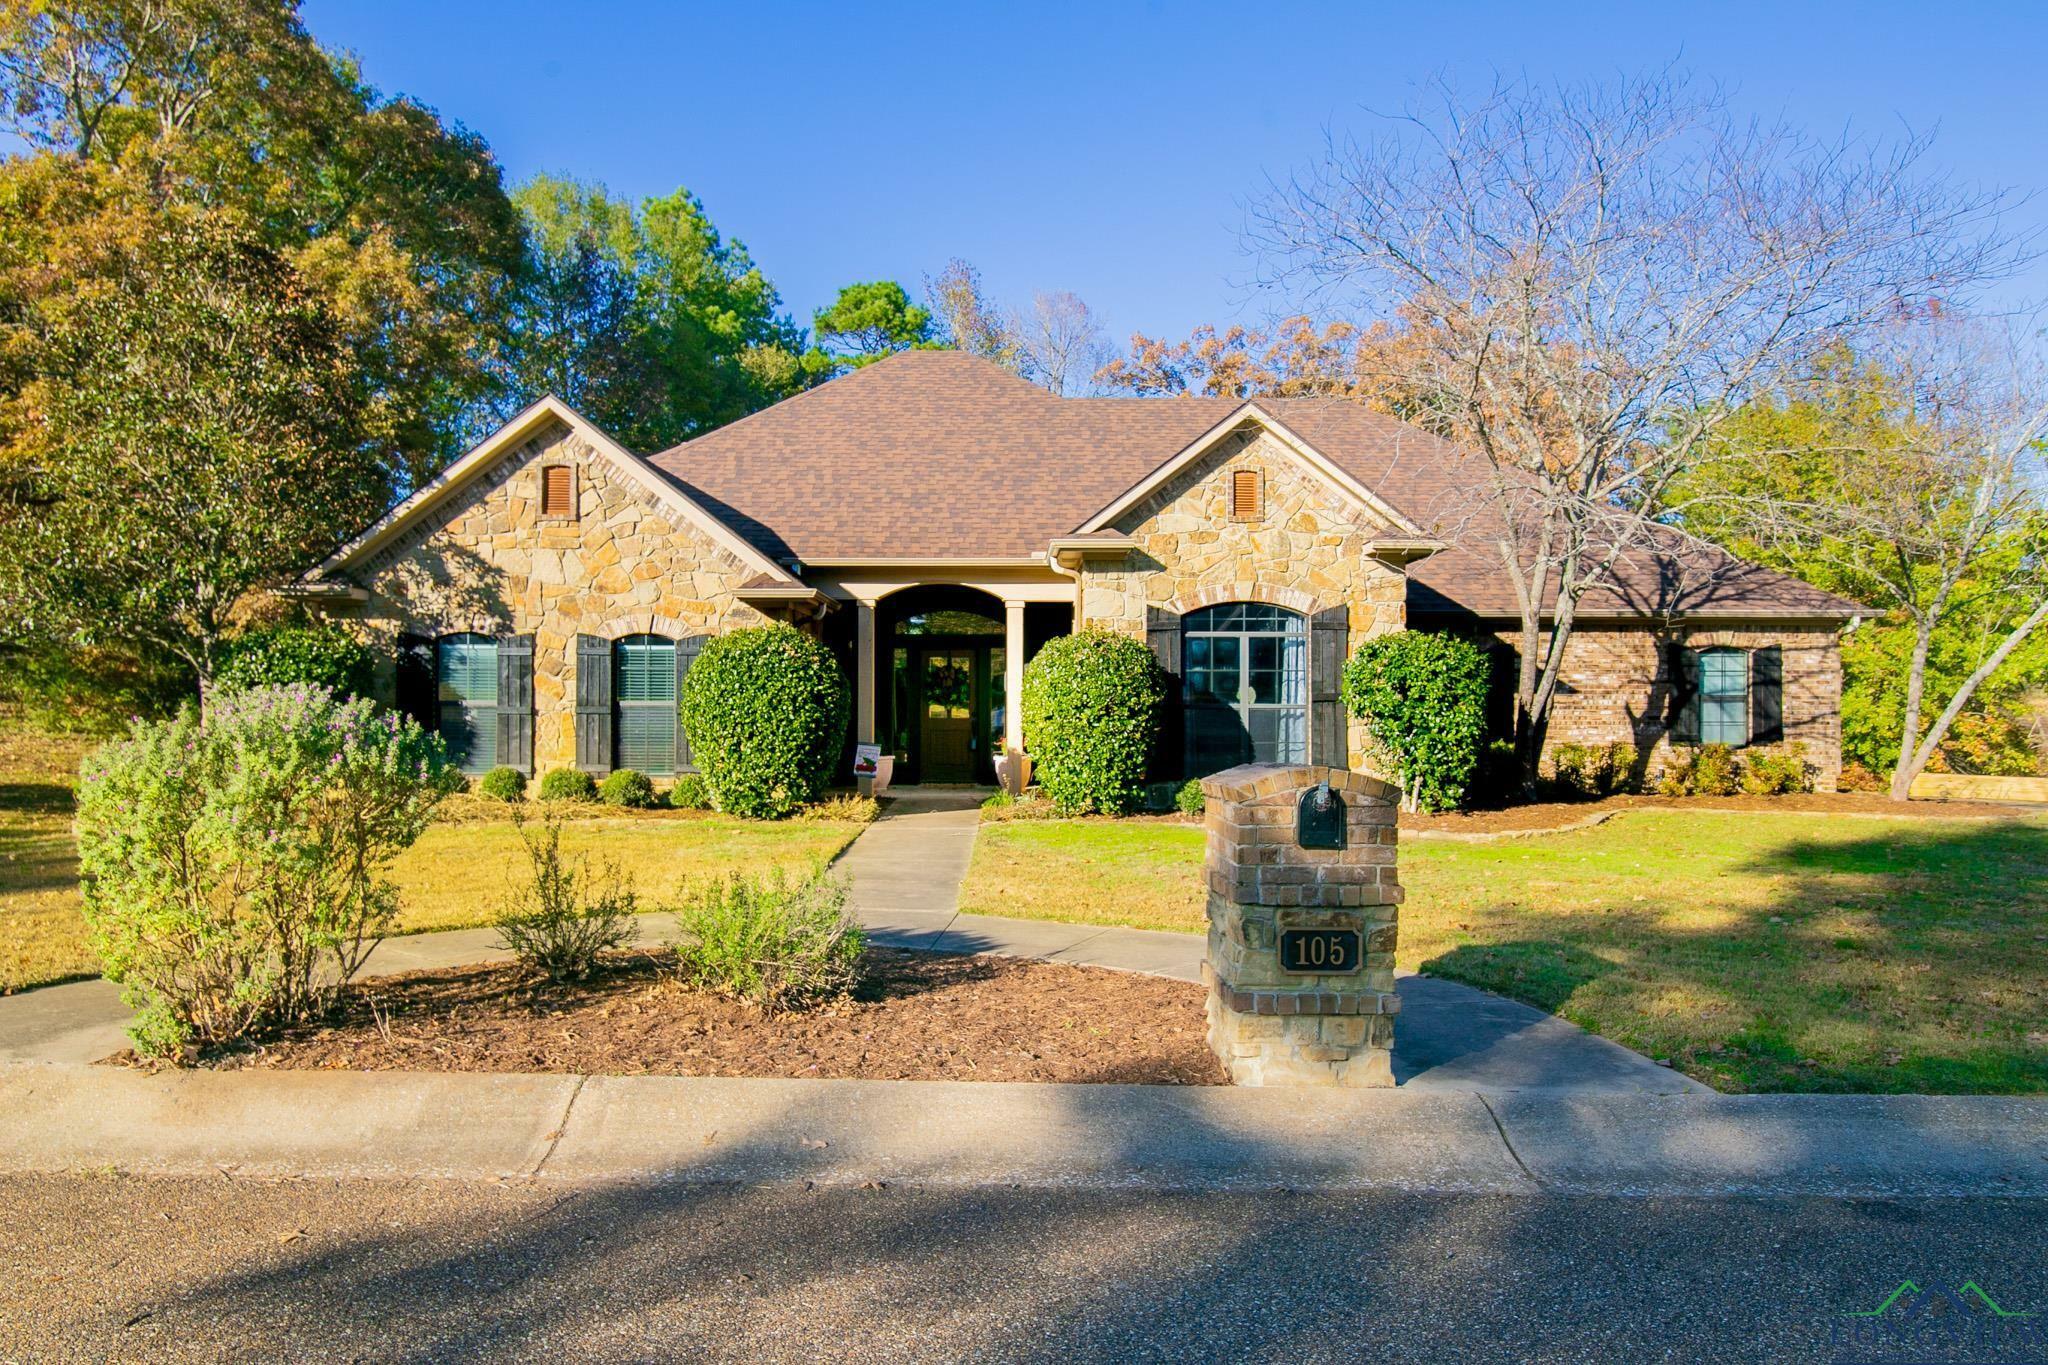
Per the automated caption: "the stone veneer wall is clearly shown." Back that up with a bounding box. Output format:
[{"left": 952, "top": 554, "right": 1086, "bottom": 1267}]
[
  {"left": 1076, "top": 427, "right": 1409, "bottom": 768},
  {"left": 1514, "top": 622, "right": 1845, "bottom": 790},
  {"left": 1200, "top": 763, "right": 1401, "bottom": 1087},
  {"left": 346, "top": 417, "right": 767, "bottom": 772}
]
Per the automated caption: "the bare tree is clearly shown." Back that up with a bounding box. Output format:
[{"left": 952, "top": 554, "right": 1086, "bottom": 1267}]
[
  {"left": 1016, "top": 290, "right": 1108, "bottom": 396},
  {"left": 1251, "top": 72, "right": 2023, "bottom": 776},
  {"left": 923, "top": 258, "right": 1024, "bottom": 371},
  {"left": 1702, "top": 313, "right": 2048, "bottom": 798}
]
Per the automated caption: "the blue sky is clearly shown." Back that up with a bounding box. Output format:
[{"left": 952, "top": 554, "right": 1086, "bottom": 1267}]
[{"left": 305, "top": 0, "right": 2048, "bottom": 349}]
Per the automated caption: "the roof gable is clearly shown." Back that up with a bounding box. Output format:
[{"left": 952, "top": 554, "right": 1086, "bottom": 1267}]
[{"left": 314, "top": 396, "right": 797, "bottom": 586}]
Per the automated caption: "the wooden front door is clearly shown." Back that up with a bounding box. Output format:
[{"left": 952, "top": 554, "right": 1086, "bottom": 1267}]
[{"left": 918, "top": 648, "right": 977, "bottom": 782}]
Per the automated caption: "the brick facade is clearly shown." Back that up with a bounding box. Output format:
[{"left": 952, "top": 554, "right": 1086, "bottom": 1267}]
[
  {"left": 1504, "top": 622, "right": 1844, "bottom": 790},
  {"left": 1199, "top": 764, "right": 1402, "bottom": 1087}
]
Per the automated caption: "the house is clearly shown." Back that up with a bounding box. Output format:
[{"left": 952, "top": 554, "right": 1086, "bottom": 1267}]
[{"left": 297, "top": 350, "right": 1859, "bottom": 792}]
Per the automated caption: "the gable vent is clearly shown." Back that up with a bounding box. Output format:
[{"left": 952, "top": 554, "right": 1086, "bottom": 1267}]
[
  {"left": 541, "top": 465, "right": 574, "bottom": 518},
  {"left": 1230, "top": 469, "right": 1264, "bottom": 520}
]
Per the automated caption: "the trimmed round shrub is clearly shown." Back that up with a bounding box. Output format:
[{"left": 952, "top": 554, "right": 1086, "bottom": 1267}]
[
  {"left": 678, "top": 625, "right": 851, "bottom": 820},
  {"left": 75, "top": 684, "right": 458, "bottom": 1058},
  {"left": 1020, "top": 630, "right": 1165, "bottom": 815},
  {"left": 1175, "top": 778, "right": 1206, "bottom": 817},
  {"left": 599, "top": 768, "right": 658, "bottom": 809},
  {"left": 538, "top": 767, "right": 597, "bottom": 802},
  {"left": 476, "top": 765, "right": 527, "bottom": 802},
  {"left": 667, "top": 772, "right": 712, "bottom": 810},
  {"left": 215, "top": 623, "right": 372, "bottom": 698},
  {"left": 1341, "top": 631, "right": 1491, "bottom": 813}
]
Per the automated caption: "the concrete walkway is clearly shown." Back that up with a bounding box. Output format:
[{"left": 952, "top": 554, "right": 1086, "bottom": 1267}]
[
  {"left": 844, "top": 792, "right": 1704, "bottom": 1096},
  {"left": 0, "top": 788, "right": 1698, "bottom": 1095},
  {"left": 0, "top": 1064, "right": 2042, "bottom": 1196}
]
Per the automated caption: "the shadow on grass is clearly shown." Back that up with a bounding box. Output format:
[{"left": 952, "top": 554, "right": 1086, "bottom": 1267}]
[
  {"left": 1418, "top": 940, "right": 1617, "bottom": 1016},
  {"left": 1413, "top": 815, "right": 2047, "bottom": 1095},
  {"left": 0, "top": 780, "right": 75, "bottom": 818}
]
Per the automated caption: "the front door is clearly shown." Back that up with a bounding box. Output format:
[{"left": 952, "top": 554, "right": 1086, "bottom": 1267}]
[{"left": 918, "top": 648, "right": 977, "bottom": 782}]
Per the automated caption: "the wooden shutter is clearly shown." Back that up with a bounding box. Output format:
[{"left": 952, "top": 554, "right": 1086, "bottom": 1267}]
[
  {"left": 541, "top": 465, "right": 573, "bottom": 517},
  {"left": 1667, "top": 643, "right": 1701, "bottom": 744},
  {"left": 395, "top": 633, "right": 436, "bottom": 732},
  {"left": 497, "top": 634, "right": 535, "bottom": 774},
  {"left": 674, "top": 634, "right": 705, "bottom": 773},
  {"left": 1230, "top": 469, "right": 1262, "bottom": 519},
  {"left": 575, "top": 634, "right": 613, "bottom": 775},
  {"left": 1146, "top": 609, "right": 1183, "bottom": 782},
  {"left": 1310, "top": 607, "right": 1350, "bottom": 768},
  {"left": 1750, "top": 644, "right": 1784, "bottom": 745}
]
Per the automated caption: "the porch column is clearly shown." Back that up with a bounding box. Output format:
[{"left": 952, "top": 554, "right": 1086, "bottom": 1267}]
[
  {"left": 856, "top": 598, "right": 878, "bottom": 795},
  {"left": 1003, "top": 599, "right": 1026, "bottom": 793}
]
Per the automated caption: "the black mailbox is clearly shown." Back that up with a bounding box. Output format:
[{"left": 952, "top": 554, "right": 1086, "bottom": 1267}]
[{"left": 1296, "top": 781, "right": 1347, "bottom": 849}]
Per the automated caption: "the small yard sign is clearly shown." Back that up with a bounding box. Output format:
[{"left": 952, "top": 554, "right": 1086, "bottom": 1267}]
[{"left": 852, "top": 744, "right": 882, "bottom": 779}]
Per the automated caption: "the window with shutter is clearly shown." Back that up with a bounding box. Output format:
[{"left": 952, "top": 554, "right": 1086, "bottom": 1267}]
[
  {"left": 436, "top": 633, "right": 499, "bottom": 774},
  {"left": 614, "top": 635, "right": 678, "bottom": 775},
  {"left": 1229, "top": 469, "right": 1263, "bottom": 520},
  {"left": 540, "top": 465, "right": 574, "bottom": 518},
  {"left": 1698, "top": 647, "right": 1750, "bottom": 746}
]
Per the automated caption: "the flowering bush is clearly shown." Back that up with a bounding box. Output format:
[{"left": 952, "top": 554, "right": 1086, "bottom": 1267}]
[{"left": 74, "top": 684, "right": 459, "bottom": 1058}]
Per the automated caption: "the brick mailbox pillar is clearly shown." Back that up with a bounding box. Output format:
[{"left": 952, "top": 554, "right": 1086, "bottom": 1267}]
[{"left": 1199, "top": 763, "right": 1401, "bottom": 1087}]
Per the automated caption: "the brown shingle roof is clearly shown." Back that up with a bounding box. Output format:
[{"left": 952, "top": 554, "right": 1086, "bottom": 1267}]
[{"left": 649, "top": 350, "right": 1860, "bottom": 621}]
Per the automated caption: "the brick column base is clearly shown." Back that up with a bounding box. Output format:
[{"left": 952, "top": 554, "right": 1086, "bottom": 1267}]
[{"left": 1200, "top": 763, "right": 1403, "bottom": 1088}]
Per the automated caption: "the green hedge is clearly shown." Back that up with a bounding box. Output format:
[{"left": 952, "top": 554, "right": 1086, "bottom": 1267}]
[
  {"left": 538, "top": 767, "right": 597, "bottom": 802},
  {"left": 215, "top": 623, "right": 372, "bottom": 698},
  {"left": 678, "top": 625, "right": 850, "bottom": 820},
  {"left": 1020, "top": 630, "right": 1165, "bottom": 815},
  {"left": 1341, "top": 631, "right": 1491, "bottom": 812}
]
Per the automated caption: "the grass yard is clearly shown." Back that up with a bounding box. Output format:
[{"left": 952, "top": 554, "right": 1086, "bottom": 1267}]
[
  {"left": 960, "top": 811, "right": 2048, "bottom": 1095},
  {"left": 0, "top": 730, "right": 864, "bottom": 994}
]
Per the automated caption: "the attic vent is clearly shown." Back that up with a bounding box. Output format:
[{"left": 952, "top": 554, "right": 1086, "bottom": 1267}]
[
  {"left": 541, "top": 465, "right": 574, "bottom": 518},
  {"left": 1230, "top": 469, "right": 1264, "bottom": 521}
]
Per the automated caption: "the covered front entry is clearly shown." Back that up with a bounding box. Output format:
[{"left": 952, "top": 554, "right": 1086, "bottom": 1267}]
[{"left": 881, "top": 587, "right": 1007, "bottom": 786}]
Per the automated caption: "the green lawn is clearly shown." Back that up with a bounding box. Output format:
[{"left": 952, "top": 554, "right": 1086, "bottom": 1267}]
[
  {"left": 960, "top": 811, "right": 2048, "bottom": 1095},
  {"left": 0, "top": 731, "right": 863, "bottom": 994}
]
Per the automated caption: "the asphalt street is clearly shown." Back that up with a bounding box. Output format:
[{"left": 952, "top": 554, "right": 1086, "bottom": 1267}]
[{"left": 1, "top": 1175, "right": 2041, "bottom": 1362}]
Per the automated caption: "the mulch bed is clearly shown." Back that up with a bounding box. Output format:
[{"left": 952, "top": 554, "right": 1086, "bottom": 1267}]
[
  {"left": 1398, "top": 791, "right": 2040, "bottom": 835},
  {"left": 201, "top": 948, "right": 1226, "bottom": 1086}
]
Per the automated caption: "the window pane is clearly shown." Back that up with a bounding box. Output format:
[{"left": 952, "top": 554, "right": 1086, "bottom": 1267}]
[
  {"left": 439, "top": 702, "right": 497, "bottom": 775},
  {"left": 1248, "top": 636, "right": 1283, "bottom": 704},
  {"left": 1701, "top": 696, "right": 1747, "bottom": 746},
  {"left": 437, "top": 635, "right": 498, "bottom": 705},
  {"left": 617, "top": 705, "right": 676, "bottom": 774},
  {"left": 615, "top": 636, "right": 676, "bottom": 702},
  {"left": 1279, "top": 634, "right": 1308, "bottom": 705},
  {"left": 1700, "top": 650, "right": 1747, "bottom": 699}
]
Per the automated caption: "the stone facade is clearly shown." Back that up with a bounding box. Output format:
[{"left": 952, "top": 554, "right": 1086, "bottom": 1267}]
[
  {"left": 1200, "top": 764, "right": 1402, "bottom": 1088},
  {"left": 1518, "top": 623, "right": 1844, "bottom": 791},
  {"left": 347, "top": 417, "right": 768, "bottom": 772},
  {"left": 1077, "top": 427, "right": 1410, "bottom": 767}
]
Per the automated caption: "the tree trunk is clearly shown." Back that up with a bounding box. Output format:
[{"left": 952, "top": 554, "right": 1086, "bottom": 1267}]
[
  {"left": 1889, "top": 595, "right": 2048, "bottom": 800},
  {"left": 1887, "top": 615, "right": 1938, "bottom": 801}
]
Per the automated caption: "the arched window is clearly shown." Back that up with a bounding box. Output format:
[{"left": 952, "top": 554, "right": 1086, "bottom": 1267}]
[
  {"left": 436, "top": 633, "right": 499, "bottom": 774},
  {"left": 614, "top": 634, "right": 678, "bottom": 775},
  {"left": 1182, "top": 603, "right": 1308, "bottom": 777}
]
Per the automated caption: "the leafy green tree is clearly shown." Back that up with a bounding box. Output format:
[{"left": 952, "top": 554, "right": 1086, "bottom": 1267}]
[
  {"left": 807, "top": 280, "right": 935, "bottom": 375},
  {"left": 1677, "top": 336, "right": 2048, "bottom": 792},
  {"left": 0, "top": 202, "right": 384, "bottom": 694},
  {"left": 495, "top": 174, "right": 808, "bottom": 450},
  {"left": 0, "top": 0, "right": 525, "bottom": 486}
]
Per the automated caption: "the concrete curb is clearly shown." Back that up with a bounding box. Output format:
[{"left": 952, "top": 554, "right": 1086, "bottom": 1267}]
[{"left": 3, "top": 1063, "right": 2042, "bottom": 1197}]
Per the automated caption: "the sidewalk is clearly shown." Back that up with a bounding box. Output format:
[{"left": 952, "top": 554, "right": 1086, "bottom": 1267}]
[{"left": 0, "top": 1063, "right": 2041, "bottom": 1197}]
